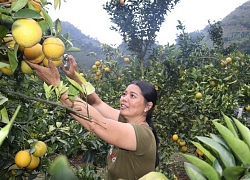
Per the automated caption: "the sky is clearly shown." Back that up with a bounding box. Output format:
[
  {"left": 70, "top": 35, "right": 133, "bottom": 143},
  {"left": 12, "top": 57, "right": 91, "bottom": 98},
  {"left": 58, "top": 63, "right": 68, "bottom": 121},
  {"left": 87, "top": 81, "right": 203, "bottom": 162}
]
[{"left": 47, "top": 0, "right": 249, "bottom": 46}]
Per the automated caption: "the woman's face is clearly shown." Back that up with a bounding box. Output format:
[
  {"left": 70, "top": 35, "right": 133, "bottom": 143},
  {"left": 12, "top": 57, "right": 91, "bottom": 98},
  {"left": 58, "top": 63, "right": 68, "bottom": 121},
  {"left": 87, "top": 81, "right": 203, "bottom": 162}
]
[{"left": 119, "top": 84, "right": 147, "bottom": 121}]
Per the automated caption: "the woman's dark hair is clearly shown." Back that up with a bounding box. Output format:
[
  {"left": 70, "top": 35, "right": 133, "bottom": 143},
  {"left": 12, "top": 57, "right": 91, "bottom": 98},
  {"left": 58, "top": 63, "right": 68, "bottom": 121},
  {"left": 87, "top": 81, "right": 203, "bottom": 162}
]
[{"left": 130, "top": 80, "right": 160, "bottom": 168}]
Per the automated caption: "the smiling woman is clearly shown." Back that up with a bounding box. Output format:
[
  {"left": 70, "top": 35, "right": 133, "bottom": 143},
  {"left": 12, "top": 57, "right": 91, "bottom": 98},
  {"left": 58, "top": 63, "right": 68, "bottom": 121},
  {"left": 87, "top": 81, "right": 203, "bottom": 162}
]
[{"left": 27, "top": 55, "right": 160, "bottom": 179}]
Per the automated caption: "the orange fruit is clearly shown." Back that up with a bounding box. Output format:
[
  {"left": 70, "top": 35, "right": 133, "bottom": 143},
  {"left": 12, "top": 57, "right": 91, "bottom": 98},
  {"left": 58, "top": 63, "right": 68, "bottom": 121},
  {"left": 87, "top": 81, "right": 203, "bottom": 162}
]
[
  {"left": 226, "top": 57, "right": 232, "bottom": 63},
  {"left": 42, "top": 37, "right": 65, "bottom": 59},
  {"left": 24, "top": 43, "right": 45, "bottom": 64},
  {"left": 209, "top": 80, "right": 215, "bottom": 87},
  {"left": 196, "top": 148, "right": 204, "bottom": 156},
  {"left": 96, "top": 71, "right": 101, "bottom": 76},
  {"left": 29, "top": 0, "right": 42, "bottom": 12},
  {"left": 124, "top": 57, "right": 130, "bottom": 62},
  {"left": 181, "top": 146, "right": 187, "bottom": 152},
  {"left": 0, "top": 61, "right": 13, "bottom": 75},
  {"left": 104, "top": 67, "right": 110, "bottom": 72},
  {"left": 179, "top": 141, "right": 186, "bottom": 146},
  {"left": 21, "top": 60, "right": 33, "bottom": 75},
  {"left": 195, "top": 92, "right": 202, "bottom": 99},
  {"left": 172, "top": 134, "right": 178, "bottom": 141},
  {"left": 12, "top": 18, "right": 42, "bottom": 48},
  {"left": 95, "top": 60, "right": 101, "bottom": 67},
  {"left": 33, "top": 141, "right": 47, "bottom": 157},
  {"left": 245, "top": 106, "right": 250, "bottom": 111},
  {"left": 26, "top": 154, "right": 40, "bottom": 170},
  {"left": 14, "top": 150, "right": 31, "bottom": 168},
  {"left": 42, "top": 56, "right": 63, "bottom": 67},
  {"left": 92, "top": 64, "right": 97, "bottom": 70}
]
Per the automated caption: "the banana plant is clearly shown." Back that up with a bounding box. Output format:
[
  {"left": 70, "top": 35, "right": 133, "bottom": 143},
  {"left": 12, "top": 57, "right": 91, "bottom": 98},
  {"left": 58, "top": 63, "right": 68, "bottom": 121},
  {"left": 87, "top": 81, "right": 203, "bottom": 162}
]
[{"left": 182, "top": 112, "right": 250, "bottom": 180}]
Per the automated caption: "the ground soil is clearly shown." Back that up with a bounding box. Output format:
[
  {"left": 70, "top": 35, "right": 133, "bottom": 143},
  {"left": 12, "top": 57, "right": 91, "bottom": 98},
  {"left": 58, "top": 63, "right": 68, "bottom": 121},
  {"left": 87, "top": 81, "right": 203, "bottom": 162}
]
[{"left": 168, "top": 152, "right": 190, "bottom": 180}]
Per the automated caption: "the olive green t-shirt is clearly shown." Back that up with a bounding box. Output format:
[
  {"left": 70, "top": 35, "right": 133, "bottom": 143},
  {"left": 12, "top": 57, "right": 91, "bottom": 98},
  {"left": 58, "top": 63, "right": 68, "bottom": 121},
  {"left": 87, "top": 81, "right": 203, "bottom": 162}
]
[{"left": 106, "top": 115, "right": 156, "bottom": 180}]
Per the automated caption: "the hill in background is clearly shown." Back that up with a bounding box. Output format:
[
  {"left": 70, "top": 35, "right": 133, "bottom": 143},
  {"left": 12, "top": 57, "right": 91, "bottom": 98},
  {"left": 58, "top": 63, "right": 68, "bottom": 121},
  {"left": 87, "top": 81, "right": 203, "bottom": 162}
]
[{"left": 60, "top": 0, "right": 250, "bottom": 69}]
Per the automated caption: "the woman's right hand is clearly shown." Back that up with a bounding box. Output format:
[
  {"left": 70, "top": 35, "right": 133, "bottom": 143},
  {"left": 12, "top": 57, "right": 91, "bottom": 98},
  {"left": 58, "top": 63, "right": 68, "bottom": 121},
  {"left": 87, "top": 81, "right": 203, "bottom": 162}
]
[{"left": 60, "top": 55, "right": 81, "bottom": 84}]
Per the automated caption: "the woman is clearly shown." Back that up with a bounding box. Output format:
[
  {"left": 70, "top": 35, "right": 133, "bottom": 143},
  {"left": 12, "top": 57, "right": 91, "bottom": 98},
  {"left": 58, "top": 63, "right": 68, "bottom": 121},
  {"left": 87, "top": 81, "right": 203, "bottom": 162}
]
[{"left": 26, "top": 55, "right": 159, "bottom": 180}]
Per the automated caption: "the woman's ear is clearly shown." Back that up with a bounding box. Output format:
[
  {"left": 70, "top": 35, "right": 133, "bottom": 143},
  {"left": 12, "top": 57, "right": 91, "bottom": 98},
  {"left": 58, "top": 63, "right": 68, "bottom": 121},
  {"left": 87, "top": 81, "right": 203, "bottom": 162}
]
[{"left": 147, "top": 102, "right": 153, "bottom": 111}]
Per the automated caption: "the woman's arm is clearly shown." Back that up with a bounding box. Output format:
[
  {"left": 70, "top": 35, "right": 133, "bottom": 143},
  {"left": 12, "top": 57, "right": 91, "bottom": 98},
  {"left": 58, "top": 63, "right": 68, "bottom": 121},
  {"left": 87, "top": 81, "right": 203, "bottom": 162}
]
[
  {"left": 61, "top": 94, "right": 136, "bottom": 151},
  {"left": 61, "top": 55, "right": 120, "bottom": 120}
]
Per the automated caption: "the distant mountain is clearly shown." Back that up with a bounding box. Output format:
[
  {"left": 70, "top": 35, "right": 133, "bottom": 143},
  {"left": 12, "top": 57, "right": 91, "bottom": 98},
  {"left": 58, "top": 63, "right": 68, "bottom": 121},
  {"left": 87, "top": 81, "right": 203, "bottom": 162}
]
[
  {"left": 60, "top": 21, "right": 106, "bottom": 70},
  {"left": 184, "top": 0, "right": 250, "bottom": 54}
]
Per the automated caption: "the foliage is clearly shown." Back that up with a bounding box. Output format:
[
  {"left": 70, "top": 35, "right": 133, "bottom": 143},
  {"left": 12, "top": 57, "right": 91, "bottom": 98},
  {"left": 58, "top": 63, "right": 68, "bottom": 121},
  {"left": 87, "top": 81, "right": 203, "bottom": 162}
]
[
  {"left": 183, "top": 113, "right": 250, "bottom": 180},
  {"left": 103, "top": 0, "right": 180, "bottom": 76}
]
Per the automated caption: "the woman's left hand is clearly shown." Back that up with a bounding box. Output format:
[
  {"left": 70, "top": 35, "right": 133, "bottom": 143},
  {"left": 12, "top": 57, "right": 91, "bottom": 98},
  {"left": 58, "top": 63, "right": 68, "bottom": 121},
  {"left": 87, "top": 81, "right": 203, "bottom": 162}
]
[{"left": 26, "top": 59, "right": 61, "bottom": 87}]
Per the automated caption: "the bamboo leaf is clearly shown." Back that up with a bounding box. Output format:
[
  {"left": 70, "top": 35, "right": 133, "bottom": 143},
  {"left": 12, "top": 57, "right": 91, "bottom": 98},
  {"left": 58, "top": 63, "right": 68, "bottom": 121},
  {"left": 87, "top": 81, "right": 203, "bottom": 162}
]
[
  {"left": 182, "top": 154, "right": 220, "bottom": 180},
  {"left": 197, "top": 136, "right": 235, "bottom": 167},
  {"left": 213, "top": 121, "right": 250, "bottom": 165},
  {"left": 222, "top": 112, "right": 238, "bottom": 138},
  {"left": 223, "top": 166, "right": 247, "bottom": 180},
  {"left": 184, "top": 162, "right": 207, "bottom": 180},
  {"left": 232, "top": 117, "right": 250, "bottom": 149}
]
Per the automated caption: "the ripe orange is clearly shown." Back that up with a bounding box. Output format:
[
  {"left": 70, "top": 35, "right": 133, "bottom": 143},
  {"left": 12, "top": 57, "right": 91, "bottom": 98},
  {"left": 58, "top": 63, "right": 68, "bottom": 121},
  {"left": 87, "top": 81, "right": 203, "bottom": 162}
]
[
  {"left": 104, "top": 67, "right": 110, "bottom": 72},
  {"left": 196, "top": 148, "right": 204, "bottom": 156},
  {"left": 42, "top": 56, "right": 63, "bottom": 67},
  {"left": 29, "top": 0, "right": 42, "bottom": 12},
  {"left": 33, "top": 141, "right": 47, "bottom": 157},
  {"left": 209, "top": 80, "right": 215, "bottom": 87},
  {"left": 42, "top": 37, "right": 65, "bottom": 59},
  {"left": 26, "top": 154, "right": 40, "bottom": 170},
  {"left": 221, "top": 61, "right": 226, "bottom": 67},
  {"left": 245, "top": 106, "right": 250, "bottom": 111},
  {"left": 172, "top": 134, "right": 178, "bottom": 141},
  {"left": 12, "top": 18, "right": 42, "bottom": 48},
  {"left": 92, "top": 64, "right": 97, "bottom": 70},
  {"left": 96, "top": 71, "right": 101, "bottom": 76},
  {"left": 179, "top": 141, "right": 186, "bottom": 146},
  {"left": 14, "top": 150, "right": 31, "bottom": 168},
  {"left": 21, "top": 60, "right": 33, "bottom": 75},
  {"left": 124, "top": 57, "right": 130, "bottom": 62},
  {"left": 95, "top": 60, "right": 101, "bottom": 67},
  {"left": 3, "top": 34, "right": 16, "bottom": 49},
  {"left": 195, "top": 92, "right": 202, "bottom": 99},
  {"left": 181, "top": 146, "right": 187, "bottom": 152},
  {"left": 24, "top": 43, "right": 45, "bottom": 64},
  {"left": 226, "top": 57, "right": 232, "bottom": 63},
  {"left": 0, "top": 61, "right": 13, "bottom": 75}
]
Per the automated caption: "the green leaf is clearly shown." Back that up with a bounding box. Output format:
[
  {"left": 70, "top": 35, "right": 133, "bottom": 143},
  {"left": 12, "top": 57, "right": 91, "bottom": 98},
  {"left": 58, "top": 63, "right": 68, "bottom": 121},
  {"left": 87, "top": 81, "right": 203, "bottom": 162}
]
[
  {"left": 210, "top": 133, "right": 231, "bottom": 151},
  {"left": 223, "top": 166, "right": 247, "bottom": 180},
  {"left": 184, "top": 162, "right": 207, "bottom": 180},
  {"left": 55, "top": 19, "right": 62, "bottom": 34},
  {"left": 13, "top": 9, "right": 43, "bottom": 19},
  {"left": 11, "top": 0, "right": 28, "bottom": 12},
  {"left": 182, "top": 154, "right": 220, "bottom": 180},
  {"left": 213, "top": 121, "right": 250, "bottom": 165},
  {"left": 0, "top": 105, "right": 21, "bottom": 146},
  {"left": 67, "top": 46, "right": 81, "bottom": 52},
  {"left": 196, "top": 136, "right": 235, "bottom": 167},
  {"left": 40, "top": 8, "right": 53, "bottom": 33},
  {"left": 49, "top": 155, "right": 77, "bottom": 180},
  {"left": 67, "top": 77, "right": 84, "bottom": 93},
  {"left": 222, "top": 112, "right": 238, "bottom": 138},
  {"left": 1, "top": 107, "right": 9, "bottom": 123},
  {"left": 53, "top": 0, "right": 61, "bottom": 10},
  {"left": 191, "top": 141, "right": 216, "bottom": 164},
  {"left": 0, "top": 25, "right": 8, "bottom": 39},
  {"left": 232, "top": 117, "right": 250, "bottom": 149},
  {"left": 0, "top": 94, "right": 8, "bottom": 105},
  {"left": 7, "top": 48, "right": 18, "bottom": 73}
]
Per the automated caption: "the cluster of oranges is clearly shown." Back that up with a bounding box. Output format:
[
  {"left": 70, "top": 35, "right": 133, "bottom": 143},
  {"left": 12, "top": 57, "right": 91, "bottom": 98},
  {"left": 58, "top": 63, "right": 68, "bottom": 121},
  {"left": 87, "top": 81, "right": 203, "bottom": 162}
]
[
  {"left": 13, "top": 141, "right": 47, "bottom": 172},
  {"left": 221, "top": 57, "right": 232, "bottom": 67},
  {"left": 172, "top": 134, "right": 188, "bottom": 152},
  {"left": 92, "top": 60, "right": 111, "bottom": 81},
  {"left": 1, "top": 15, "right": 65, "bottom": 75}
]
